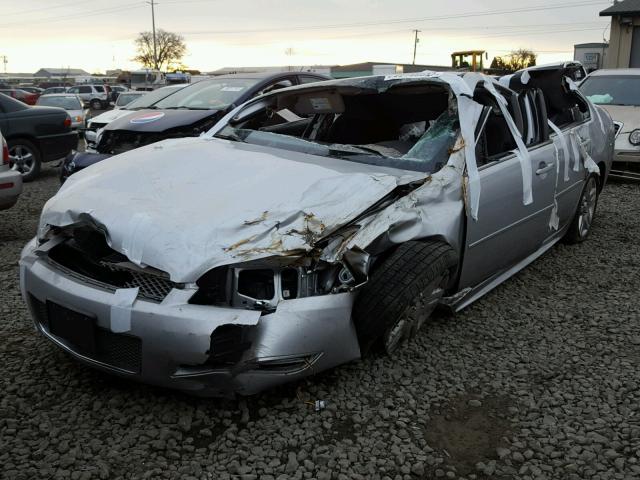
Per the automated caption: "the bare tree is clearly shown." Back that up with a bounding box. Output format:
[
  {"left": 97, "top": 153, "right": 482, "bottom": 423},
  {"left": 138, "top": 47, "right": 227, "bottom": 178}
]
[
  {"left": 133, "top": 29, "right": 186, "bottom": 70},
  {"left": 490, "top": 49, "right": 537, "bottom": 73}
]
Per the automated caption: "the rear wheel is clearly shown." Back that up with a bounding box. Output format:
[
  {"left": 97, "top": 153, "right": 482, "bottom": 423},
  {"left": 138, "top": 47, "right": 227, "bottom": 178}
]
[
  {"left": 564, "top": 175, "right": 599, "bottom": 244},
  {"left": 352, "top": 241, "right": 457, "bottom": 355},
  {"left": 8, "top": 138, "right": 41, "bottom": 182},
  {"left": 90, "top": 99, "right": 102, "bottom": 110}
]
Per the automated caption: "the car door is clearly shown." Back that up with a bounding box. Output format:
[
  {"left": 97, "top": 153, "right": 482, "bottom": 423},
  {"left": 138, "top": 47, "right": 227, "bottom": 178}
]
[
  {"left": 459, "top": 86, "right": 558, "bottom": 289},
  {"left": 548, "top": 88, "right": 592, "bottom": 229}
]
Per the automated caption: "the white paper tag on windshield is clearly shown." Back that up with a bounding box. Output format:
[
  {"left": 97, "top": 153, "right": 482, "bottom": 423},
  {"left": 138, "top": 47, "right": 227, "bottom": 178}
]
[
  {"left": 310, "top": 97, "right": 331, "bottom": 110},
  {"left": 277, "top": 108, "right": 303, "bottom": 122},
  {"left": 221, "top": 86, "right": 244, "bottom": 92}
]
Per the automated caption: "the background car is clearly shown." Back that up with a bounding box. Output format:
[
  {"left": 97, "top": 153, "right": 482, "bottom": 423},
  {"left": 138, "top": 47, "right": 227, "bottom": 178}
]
[
  {"left": 0, "top": 93, "right": 77, "bottom": 181},
  {"left": 0, "top": 88, "right": 39, "bottom": 105},
  {"left": 109, "top": 84, "right": 130, "bottom": 103},
  {"left": 0, "top": 131, "right": 22, "bottom": 210},
  {"left": 65, "top": 84, "right": 109, "bottom": 110},
  {"left": 19, "top": 86, "right": 44, "bottom": 95},
  {"left": 36, "top": 94, "right": 88, "bottom": 132},
  {"left": 113, "top": 91, "right": 145, "bottom": 110},
  {"left": 42, "top": 87, "right": 68, "bottom": 95},
  {"left": 580, "top": 68, "right": 640, "bottom": 181},
  {"left": 82, "top": 84, "right": 187, "bottom": 153},
  {"left": 61, "top": 72, "right": 329, "bottom": 180}
]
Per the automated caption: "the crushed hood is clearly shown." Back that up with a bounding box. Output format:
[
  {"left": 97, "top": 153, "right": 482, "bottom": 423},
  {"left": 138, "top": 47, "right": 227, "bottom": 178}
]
[{"left": 39, "top": 137, "right": 424, "bottom": 282}]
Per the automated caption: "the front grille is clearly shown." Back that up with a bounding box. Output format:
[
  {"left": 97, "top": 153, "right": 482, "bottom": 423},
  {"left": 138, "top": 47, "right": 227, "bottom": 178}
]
[
  {"left": 102, "top": 263, "right": 175, "bottom": 302},
  {"left": 30, "top": 295, "right": 142, "bottom": 374},
  {"left": 97, "top": 130, "right": 165, "bottom": 155},
  {"left": 87, "top": 122, "right": 107, "bottom": 132},
  {"left": 47, "top": 232, "right": 179, "bottom": 303}
]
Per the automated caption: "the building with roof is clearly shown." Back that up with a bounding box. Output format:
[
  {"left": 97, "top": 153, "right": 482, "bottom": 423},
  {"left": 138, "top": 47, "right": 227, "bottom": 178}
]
[
  {"left": 574, "top": 43, "right": 609, "bottom": 72},
  {"left": 33, "top": 67, "right": 90, "bottom": 78},
  {"left": 600, "top": 0, "right": 640, "bottom": 68}
]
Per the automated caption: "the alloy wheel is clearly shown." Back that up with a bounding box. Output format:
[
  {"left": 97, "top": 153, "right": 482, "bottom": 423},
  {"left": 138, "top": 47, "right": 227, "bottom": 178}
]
[
  {"left": 9, "top": 144, "right": 36, "bottom": 176},
  {"left": 577, "top": 177, "right": 598, "bottom": 239}
]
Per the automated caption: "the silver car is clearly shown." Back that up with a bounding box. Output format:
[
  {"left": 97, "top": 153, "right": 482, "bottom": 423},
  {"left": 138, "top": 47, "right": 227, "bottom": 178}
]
[
  {"left": 65, "top": 84, "right": 109, "bottom": 110},
  {"left": 20, "top": 64, "right": 614, "bottom": 397},
  {"left": 36, "top": 94, "right": 87, "bottom": 131}
]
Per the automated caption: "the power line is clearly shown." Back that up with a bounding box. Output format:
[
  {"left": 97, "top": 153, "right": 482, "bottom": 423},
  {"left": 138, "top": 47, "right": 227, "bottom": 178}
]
[
  {"left": 0, "top": 2, "right": 146, "bottom": 29},
  {"left": 180, "top": 0, "right": 609, "bottom": 35}
]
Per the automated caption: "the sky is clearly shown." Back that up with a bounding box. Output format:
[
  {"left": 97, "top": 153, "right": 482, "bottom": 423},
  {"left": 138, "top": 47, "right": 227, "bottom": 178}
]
[{"left": 0, "top": 0, "right": 613, "bottom": 74}]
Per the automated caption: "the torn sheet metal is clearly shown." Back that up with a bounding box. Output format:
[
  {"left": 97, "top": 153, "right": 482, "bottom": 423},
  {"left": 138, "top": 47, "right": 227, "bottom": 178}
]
[
  {"left": 548, "top": 120, "right": 571, "bottom": 182},
  {"left": 110, "top": 287, "right": 139, "bottom": 333}
]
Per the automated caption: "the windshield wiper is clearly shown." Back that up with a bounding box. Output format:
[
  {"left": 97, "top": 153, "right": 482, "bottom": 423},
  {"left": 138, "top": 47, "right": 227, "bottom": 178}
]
[
  {"left": 215, "top": 131, "right": 245, "bottom": 143},
  {"left": 162, "top": 106, "right": 213, "bottom": 110},
  {"left": 330, "top": 145, "right": 387, "bottom": 157}
]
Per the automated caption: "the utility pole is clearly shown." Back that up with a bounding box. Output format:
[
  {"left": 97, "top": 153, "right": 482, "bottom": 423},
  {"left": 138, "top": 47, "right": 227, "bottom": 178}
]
[
  {"left": 147, "top": 0, "right": 158, "bottom": 70},
  {"left": 412, "top": 30, "right": 420, "bottom": 65},
  {"left": 0, "top": 56, "right": 7, "bottom": 74}
]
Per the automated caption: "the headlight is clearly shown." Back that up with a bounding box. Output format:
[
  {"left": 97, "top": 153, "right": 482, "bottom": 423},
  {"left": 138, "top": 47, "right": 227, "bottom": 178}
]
[
  {"left": 189, "top": 261, "right": 342, "bottom": 310},
  {"left": 630, "top": 129, "right": 640, "bottom": 146}
]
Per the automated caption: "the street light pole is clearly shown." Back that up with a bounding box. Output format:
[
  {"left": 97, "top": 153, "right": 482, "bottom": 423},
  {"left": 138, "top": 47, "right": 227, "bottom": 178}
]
[
  {"left": 412, "top": 29, "right": 420, "bottom": 65},
  {"left": 148, "top": 0, "right": 158, "bottom": 70}
]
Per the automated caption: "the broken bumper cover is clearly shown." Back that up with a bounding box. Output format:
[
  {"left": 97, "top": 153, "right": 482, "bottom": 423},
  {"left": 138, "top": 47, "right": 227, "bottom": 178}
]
[{"left": 20, "top": 240, "right": 360, "bottom": 396}]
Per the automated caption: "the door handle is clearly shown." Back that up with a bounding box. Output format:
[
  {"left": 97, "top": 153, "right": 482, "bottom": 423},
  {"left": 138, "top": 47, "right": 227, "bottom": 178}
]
[{"left": 536, "top": 161, "right": 555, "bottom": 175}]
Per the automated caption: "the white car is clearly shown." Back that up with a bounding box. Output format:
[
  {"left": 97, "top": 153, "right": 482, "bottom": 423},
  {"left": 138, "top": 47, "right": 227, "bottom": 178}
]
[
  {"left": 580, "top": 68, "right": 640, "bottom": 180},
  {"left": 66, "top": 84, "right": 109, "bottom": 110},
  {"left": 85, "top": 85, "right": 187, "bottom": 150},
  {"left": 113, "top": 91, "right": 145, "bottom": 110},
  {"left": 0, "top": 132, "right": 22, "bottom": 210}
]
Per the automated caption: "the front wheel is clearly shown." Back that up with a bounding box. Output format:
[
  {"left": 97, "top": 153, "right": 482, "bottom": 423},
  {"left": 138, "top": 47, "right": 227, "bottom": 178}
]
[
  {"left": 90, "top": 99, "right": 102, "bottom": 110},
  {"left": 564, "top": 175, "right": 599, "bottom": 244},
  {"left": 352, "top": 241, "right": 458, "bottom": 355}
]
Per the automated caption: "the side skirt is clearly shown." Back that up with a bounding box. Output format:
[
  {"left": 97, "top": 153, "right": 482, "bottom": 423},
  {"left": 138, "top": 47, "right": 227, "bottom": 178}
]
[{"left": 441, "top": 225, "right": 568, "bottom": 312}]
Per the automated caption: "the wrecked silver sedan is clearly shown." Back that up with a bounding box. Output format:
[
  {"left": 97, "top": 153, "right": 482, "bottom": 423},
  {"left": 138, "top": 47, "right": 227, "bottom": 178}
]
[{"left": 20, "top": 65, "right": 614, "bottom": 396}]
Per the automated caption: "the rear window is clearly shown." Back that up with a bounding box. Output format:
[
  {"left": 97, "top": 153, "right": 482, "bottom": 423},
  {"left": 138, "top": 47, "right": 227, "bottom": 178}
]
[
  {"left": 94, "top": 86, "right": 105, "bottom": 93},
  {"left": 37, "top": 96, "right": 82, "bottom": 110}
]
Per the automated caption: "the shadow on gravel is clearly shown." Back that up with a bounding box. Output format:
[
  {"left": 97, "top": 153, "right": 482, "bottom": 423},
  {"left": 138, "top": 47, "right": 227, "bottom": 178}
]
[{"left": 424, "top": 394, "right": 514, "bottom": 476}]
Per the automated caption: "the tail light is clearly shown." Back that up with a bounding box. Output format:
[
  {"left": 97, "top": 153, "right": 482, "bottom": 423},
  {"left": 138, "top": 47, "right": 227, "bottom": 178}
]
[
  {"left": 2, "top": 137, "right": 9, "bottom": 165},
  {"left": 63, "top": 116, "right": 72, "bottom": 128}
]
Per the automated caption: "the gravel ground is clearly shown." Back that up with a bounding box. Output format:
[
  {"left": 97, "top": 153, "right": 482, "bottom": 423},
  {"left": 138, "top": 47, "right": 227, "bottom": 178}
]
[{"left": 1, "top": 167, "right": 639, "bottom": 480}]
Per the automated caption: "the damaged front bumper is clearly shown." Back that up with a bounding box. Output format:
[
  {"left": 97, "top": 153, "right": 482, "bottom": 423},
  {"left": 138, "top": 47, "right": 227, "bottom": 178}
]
[{"left": 20, "top": 239, "right": 360, "bottom": 397}]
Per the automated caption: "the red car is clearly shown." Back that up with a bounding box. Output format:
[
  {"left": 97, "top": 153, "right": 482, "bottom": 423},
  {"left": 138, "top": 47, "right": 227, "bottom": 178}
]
[{"left": 0, "top": 88, "right": 39, "bottom": 105}]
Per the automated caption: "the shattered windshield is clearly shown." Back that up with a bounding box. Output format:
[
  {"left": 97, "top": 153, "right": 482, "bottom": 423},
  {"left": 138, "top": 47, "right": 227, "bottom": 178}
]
[
  {"left": 213, "top": 82, "right": 459, "bottom": 173},
  {"left": 579, "top": 75, "right": 640, "bottom": 106}
]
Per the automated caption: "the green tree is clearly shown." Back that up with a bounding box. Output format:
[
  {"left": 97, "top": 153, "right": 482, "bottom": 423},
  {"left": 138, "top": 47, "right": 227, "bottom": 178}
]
[{"left": 133, "top": 29, "right": 186, "bottom": 71}]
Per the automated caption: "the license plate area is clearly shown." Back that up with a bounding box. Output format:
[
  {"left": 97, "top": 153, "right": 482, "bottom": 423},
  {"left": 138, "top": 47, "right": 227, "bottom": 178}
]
[{"left": 47, "top": 301, "right": 97, "bottom": 354}]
